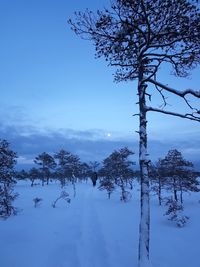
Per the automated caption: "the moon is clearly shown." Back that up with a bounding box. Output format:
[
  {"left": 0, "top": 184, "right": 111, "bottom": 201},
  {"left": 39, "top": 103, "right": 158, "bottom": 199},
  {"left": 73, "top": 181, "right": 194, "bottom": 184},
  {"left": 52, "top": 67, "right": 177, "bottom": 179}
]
[{"left": 107, "top": 133, "right": 111, "bottom": 137}]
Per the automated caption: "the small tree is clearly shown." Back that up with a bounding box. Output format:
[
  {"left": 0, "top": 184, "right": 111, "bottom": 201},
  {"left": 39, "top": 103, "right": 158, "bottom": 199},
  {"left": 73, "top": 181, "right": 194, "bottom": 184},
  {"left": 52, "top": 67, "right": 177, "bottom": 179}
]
[
  {"left": 52, "top": 191, "right": 71, "bottom": 208},
  {"left": 149, "top": 159, "right": 170, "bottom": 205},
  {"left": 98, "top": 178, "right": 115, "bottom": 199},
  {"left": 33, "top": 197, "right": 43, "bottom": 208},
  {"left": 28, "top": 168, "right": 40, "bottom": 187},
  {"left": 54, "top": 149, "right": 69, "bottom": 187},
  {"left": 79, "top": 162, "right": 90, "bottom": 183},
  {"left": 14, "top": 169, "right": 28, "bottom": 181},
  {"left": 164, "top": 198, "right": 189, "bottom": 227},
  {"left": 161, "top": 149, "right": 199, "bottom": 203},
  {"left": 54, "top": 149, "right": 83, "bottom": 197},
  {"left": 0, "top": 139, "right": 18, "bottom": 218},
  {"left": 34, "top": 152, "right": 56, "bottom": 186},
  {"left": 99, "top": 147, "right": 135, "bottom": 201}
]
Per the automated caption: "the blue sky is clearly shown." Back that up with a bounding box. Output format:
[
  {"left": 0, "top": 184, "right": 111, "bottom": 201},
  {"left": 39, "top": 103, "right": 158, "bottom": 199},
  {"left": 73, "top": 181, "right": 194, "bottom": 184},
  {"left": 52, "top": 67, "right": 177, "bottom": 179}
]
[{"left": 0, "top": 0, "right": 200, "bottom": 167}]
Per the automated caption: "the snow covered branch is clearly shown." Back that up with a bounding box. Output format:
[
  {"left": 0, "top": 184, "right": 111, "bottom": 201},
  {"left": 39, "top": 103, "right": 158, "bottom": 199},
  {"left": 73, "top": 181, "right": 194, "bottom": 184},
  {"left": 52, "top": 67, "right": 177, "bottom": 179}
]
[
  {"left": 148, "top": 78, "right": 200, "bottom": 98},
  {"left": 146, "top": 106, "right": 200, "bottom": 122}
]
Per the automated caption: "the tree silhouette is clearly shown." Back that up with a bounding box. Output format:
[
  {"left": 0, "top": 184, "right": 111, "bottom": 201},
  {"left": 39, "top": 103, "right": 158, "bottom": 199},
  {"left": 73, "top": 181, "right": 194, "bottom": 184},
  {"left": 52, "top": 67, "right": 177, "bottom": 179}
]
[
  {"left": 0, "top": 139, "right": 18, "bottom": 218},
  {"left": 34, "top": 152, "right": 56, "bottom": 186},
  {"left": 99, "top": 147, "right": 135, "bottom": 201},
  {"left": 161, "top": 149, "right": 199, "bottom": 203}
]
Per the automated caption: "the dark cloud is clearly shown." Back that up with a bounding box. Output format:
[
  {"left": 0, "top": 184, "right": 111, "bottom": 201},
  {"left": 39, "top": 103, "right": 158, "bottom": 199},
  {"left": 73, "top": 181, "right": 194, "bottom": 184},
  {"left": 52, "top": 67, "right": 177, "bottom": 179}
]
[
  {"left": 0, "top": 124, "right": 137, "bottom": 167},
  {"left": 0, "top": 124, "right": 200, "bottom": 170}
]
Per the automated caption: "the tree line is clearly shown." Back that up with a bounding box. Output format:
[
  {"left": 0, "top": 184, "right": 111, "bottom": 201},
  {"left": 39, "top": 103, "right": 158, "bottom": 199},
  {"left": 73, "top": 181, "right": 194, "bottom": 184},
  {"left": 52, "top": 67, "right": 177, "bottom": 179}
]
[{"left": 0, "top": 139, "right": 199, "bottom": 219}]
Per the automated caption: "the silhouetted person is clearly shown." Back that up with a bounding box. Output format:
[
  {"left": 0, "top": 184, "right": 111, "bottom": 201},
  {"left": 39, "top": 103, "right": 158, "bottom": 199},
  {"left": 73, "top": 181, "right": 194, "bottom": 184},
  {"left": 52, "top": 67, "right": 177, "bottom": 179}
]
[{"left": 91, "top": 172, "right": 98, "bottom": 187}]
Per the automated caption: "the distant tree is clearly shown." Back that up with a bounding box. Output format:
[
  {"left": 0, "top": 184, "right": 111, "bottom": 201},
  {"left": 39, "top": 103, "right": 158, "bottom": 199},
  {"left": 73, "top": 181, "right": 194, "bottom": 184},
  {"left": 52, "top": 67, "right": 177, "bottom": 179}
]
[
  {"left": 28, "top": 168, "right": 40, "bottom": 187},
  {"left": 65, "top": 153, "right": 82, "bottom": 197},
  {"left": 79, "top": 162, "right": 90, "bottom": 182},
  {"left": 14, "top": 169, "right": 28, "bottom": 181},
  {"left": 54, "top": 149, "right": 69, "bottom": 187},
  {"left": 69, "top": 1, "right": 200, "bottom": 265},
  {"left": 34, "top": 152, "right": 56, "bottom": 186},
  {"left": 149, "top": 159, "right": 168, "bottom": 205},
  {"left": 99, "top": 147, "right": 135, "bottom": 201},
  {"left": 54, "top": 149, "right": 83, "bottom": 197},
  {"left": 161, "top": 149, "right": 199, "bottom": 203},
  {"left": 98, "top": 176, "right": 115, "bottom": 199},
  {"left": 0, "top": 139, "right": 18, "bottom": 218}
]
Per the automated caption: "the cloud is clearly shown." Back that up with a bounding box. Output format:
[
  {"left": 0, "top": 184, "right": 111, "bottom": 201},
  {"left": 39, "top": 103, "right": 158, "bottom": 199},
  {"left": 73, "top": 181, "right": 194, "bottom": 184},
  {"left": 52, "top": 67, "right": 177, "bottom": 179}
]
[
  {"left": 0, "top": 123, "right": 200, "bottom": 170},
  {"left": 0, "top": 124, "right": 136, "bottom": 166}
]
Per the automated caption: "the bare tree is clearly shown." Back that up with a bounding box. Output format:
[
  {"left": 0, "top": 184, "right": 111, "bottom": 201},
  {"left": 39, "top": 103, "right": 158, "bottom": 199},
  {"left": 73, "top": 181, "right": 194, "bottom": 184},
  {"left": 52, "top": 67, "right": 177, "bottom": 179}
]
[{"left": 69, "top": 1, "right": 200, "bottom": 266}]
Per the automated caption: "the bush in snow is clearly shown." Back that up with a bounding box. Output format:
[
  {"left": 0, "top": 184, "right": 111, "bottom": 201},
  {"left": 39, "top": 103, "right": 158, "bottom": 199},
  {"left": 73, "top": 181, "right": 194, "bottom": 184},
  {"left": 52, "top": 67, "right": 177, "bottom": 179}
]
[
  {"left": 52, "top": 191, "right": 71, "bottom": 208},
  {"left": 164, "top": 198, "right": 189, "bottom": 227},
  {"left": 120, "top": 190, "right": 132, "bottom": 202},
  {"left": 33, "top": 197, "right": 43, "bottom": 208}
]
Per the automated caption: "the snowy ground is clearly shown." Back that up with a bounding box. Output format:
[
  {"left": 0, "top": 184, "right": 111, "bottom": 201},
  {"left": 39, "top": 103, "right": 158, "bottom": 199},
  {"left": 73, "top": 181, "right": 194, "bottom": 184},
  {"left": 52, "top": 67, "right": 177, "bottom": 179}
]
[{"left": 0, "top": 180, "right": 200, "bottom": 267}]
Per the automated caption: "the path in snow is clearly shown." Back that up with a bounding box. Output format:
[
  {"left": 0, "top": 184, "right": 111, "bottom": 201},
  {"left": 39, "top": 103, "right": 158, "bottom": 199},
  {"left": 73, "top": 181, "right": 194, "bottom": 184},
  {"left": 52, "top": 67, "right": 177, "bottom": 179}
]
[
  {"left": 47, "top": 185, "right": 110, "bottom": 267},
  {"left": 78, "top": 187, "right": 110, "bottom": 267}
]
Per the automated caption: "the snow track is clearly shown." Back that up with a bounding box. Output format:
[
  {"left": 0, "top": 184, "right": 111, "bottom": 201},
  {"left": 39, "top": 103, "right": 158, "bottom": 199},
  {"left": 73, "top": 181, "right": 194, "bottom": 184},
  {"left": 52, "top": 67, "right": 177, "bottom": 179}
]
[{"left": 78, "top": 187, "right": 110, "bottom": 267}]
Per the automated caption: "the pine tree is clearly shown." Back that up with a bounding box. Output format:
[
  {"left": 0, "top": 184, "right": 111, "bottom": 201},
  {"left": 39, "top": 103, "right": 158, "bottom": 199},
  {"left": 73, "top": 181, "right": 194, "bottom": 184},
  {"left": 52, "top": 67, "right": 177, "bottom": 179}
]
[
  {"left": 54, "top": 149, "right": 83, "bottom": 197},
  {"left": 161, "top": 149, "right": 199, "bottom": 203},
  {"left": 28, "top": 168, "right": 40, "bottom": 187},
  {"left": 149, "top": 159, "right": 167, "bottom": 205},
  {"left": 34, "top": 152, "right": 56, "bottom": 186},
  {"left": 99, "top": 147, "right": 135, "bottom": 201},
  {"left": 0, "top": 139, "right": 18, "bottom": 218}
]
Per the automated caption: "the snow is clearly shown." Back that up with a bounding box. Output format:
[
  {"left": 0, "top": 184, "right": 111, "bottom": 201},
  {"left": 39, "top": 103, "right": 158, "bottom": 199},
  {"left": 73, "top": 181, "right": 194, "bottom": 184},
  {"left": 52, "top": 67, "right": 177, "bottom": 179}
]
[{"left": 0, "top": 180, "right": 200, "bottom": 267}]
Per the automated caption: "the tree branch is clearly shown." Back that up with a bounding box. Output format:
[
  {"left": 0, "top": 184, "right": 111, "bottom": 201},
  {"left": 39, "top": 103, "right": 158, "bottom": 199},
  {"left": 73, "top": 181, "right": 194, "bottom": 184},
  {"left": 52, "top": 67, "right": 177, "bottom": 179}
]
[
  {"left": 146, "top": 106, "right": 200, "bottom": 122},
  {"left": 147, "top": 78, "right": 200, "bottom": 98}
]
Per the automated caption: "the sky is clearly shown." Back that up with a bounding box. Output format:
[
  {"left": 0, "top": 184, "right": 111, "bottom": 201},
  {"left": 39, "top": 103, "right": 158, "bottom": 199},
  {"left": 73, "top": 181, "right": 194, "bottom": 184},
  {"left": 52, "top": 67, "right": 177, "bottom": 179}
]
[{"left": 0, "top": 0, "right": 200, "bottom": 168}]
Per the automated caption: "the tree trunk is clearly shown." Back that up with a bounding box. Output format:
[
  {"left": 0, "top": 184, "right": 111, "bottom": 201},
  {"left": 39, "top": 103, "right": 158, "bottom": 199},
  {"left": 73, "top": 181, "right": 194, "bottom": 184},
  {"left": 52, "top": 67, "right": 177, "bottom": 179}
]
[
  {"left": 72, "top": 174, "right": 76, "bottom": 198},
  {"left": 158, "top": 177, "right": 162, "bottom": 206},
  {"left": 120, "top": 177, "right": 126, "bottom": 202},
  {"left": 180, "top": 185, "right": 183, "bottom": 204},
  {"left": 138, "top": 64, "right": 150, "bottom": 267},
  {"left": 173, "top": 177, "right": 178, "bottom": 201}
]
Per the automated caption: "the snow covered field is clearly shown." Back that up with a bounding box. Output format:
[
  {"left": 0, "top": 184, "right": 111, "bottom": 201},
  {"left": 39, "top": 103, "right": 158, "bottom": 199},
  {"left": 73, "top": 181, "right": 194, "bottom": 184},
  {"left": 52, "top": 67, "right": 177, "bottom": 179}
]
[{"left": 0, "top": 180, "right": 199, "bottom": 267}]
